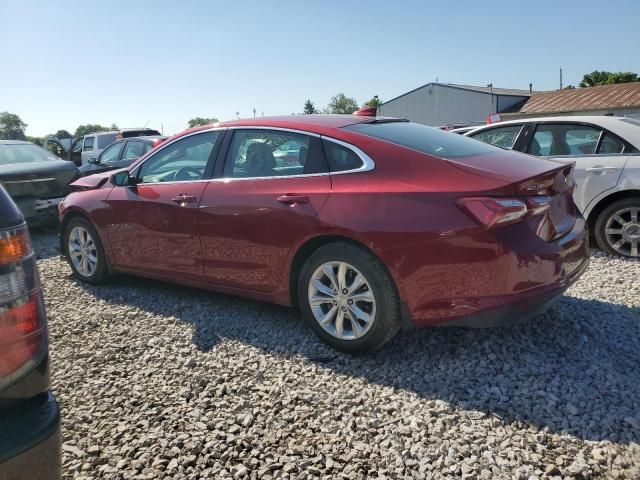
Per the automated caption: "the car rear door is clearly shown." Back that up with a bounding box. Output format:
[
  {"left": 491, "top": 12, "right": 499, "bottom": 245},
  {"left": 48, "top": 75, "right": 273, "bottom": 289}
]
[
  {"left": 522, "top": 122, "right": 629, "bottom": 212},
  {"left": 197, "top": 128, "right": 330, "bottom": 292},
  {"left": 104, "top": 130, "right": 224, "bottom": 279}
]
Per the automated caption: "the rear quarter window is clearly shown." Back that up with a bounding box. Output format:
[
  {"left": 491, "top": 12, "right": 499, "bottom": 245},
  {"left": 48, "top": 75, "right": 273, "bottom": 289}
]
[{"left": 344, "top": 121, "right": 499, "bottom": 158}]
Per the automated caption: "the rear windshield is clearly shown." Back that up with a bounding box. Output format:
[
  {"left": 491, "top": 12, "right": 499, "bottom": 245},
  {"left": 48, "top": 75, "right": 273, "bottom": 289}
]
[
  {"left": 0, "top": 144, "right": 58, "bottom": 165},
  {"left": 97, "top": 133, "right": 118, "bottom": 148},
  {"left": 344, "top": 121, "right": 500, "bottom": 158}
]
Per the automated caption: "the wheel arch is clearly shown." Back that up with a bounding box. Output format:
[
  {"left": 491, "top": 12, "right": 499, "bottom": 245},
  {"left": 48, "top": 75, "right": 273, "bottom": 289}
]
[
  {"left": 586, "top": 189, "right": 640, "bottom": 240},
  {"left": 59, "top": 208, "right": 113, "bottom": 271},
  {"left": 287, "top": 234, "right": 406, "bottom": 315}
]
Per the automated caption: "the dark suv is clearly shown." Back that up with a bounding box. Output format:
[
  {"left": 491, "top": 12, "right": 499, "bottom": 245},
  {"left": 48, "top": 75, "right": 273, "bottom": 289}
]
[{"left": 0, "top": 185, "right": 61, "bottom": 479}]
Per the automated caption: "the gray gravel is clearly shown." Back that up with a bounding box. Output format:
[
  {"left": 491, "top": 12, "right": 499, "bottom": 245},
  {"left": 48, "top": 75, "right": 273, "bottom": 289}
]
[{"left": 31, "top": 232, "right": 640, "bottom": 479}]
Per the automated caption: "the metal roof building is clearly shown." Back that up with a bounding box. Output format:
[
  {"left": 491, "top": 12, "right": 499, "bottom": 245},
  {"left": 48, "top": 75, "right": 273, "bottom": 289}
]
[
  {"left": 377, "top": 82, "right": 532, "bottom": 127},
  {"left": 506, "top": 82, "right": 640, "bottom": 119}
]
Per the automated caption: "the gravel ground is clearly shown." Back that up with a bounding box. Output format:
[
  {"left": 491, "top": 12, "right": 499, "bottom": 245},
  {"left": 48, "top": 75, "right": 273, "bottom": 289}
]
[{"left": 31, "top": 232, "right": 639, "bottom": 480}]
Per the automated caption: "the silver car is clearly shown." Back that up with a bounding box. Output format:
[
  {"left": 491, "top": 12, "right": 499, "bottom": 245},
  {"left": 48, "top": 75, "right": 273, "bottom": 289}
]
[{"left": 465, "top": 116, "right": 640, "bottom": 257}]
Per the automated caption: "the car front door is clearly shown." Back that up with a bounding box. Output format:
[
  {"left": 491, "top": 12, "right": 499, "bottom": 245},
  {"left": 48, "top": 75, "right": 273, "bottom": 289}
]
[
  {"left": 95, "top": 141, "right": 124, "bottom": 172},
  {"left": 197, "top": 128, "right": 331, "bottom": 291},
  {"left": 467, "top": 124, "right": 525, "bottom": 150},
  {"left": 523, "top": 123, "right": 629, "bottom": 212},
  {"left": 104, "top": 130, "right": 224, "bottom": 278}
]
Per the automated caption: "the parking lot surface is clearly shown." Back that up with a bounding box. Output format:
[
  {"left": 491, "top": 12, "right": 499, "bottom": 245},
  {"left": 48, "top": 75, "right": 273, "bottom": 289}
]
[{"left": 32, "top": 232, "right": 639, "bottom": 480}]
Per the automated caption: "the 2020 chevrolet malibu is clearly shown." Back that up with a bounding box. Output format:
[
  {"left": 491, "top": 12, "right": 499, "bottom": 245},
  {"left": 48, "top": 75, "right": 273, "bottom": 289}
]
[{"left": 59, "top": 115, "right": 589, "bottom": 353}]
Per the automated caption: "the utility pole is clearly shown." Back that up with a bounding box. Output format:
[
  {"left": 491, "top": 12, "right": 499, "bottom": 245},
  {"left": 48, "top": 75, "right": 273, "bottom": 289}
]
[
  {"left": 253, "top": 108, "right": 256, "bottom": 118},
  {"left": 560, "top": 67, "right": 563, "bottom": 90}
]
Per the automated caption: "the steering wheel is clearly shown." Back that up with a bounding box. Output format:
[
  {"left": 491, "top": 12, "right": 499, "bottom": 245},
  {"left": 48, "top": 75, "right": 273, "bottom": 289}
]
[{"left": 173, "top": 166, "right": 202, "bottom": 182}]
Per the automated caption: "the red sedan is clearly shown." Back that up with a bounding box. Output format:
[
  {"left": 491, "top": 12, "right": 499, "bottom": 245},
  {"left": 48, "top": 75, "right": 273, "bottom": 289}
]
[{"left": 59, "top": 115, "right": 589, "bottom": 353}]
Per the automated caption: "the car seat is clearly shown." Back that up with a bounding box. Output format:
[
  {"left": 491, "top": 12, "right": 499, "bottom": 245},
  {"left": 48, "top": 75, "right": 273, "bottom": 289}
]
[{"left": 246, "top": 142, "right": 276, "bottom": 177}]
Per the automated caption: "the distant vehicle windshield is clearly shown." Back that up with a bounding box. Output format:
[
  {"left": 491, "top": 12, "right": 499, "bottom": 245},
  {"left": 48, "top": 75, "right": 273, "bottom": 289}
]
[{"left": 0, "top": 143, "right": 58, "bottom": 165}]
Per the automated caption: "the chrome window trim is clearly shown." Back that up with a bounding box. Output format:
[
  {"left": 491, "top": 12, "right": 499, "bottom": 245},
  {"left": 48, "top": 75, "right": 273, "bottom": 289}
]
[
  {"left": 320, "top": 136, "right": 375, "bottom": 175},
  {"left": 130, "top": 127, "right": 227, "bottom": 181},
  {"left": 129, "top": 125, "right": 375, "bottom": 186}
]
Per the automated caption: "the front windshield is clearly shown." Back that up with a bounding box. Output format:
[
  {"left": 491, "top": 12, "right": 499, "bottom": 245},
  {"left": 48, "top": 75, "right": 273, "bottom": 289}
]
[{"left": 0, "top": 143, "right": 59, "bottom": 165}]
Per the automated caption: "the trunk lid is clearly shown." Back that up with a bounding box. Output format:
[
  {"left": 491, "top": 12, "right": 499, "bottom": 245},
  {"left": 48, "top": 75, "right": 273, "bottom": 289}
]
[
  {"left": 451, "top": 150, "right": 577, "bottom": 241},
  {"left": 444, "top": 148, "right": 569, "bottom": 184},
  {"left": 0, "top": 160, "right": 78, "bottom": 200}
]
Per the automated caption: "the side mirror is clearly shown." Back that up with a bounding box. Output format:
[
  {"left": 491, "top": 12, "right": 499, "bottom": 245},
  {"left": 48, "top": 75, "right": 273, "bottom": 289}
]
[
  {"left": 88, "top": 157, "right": 98, "bottom": 165},
  {"left": 111, "top": 171, "right": 135, "bottom": 187}
]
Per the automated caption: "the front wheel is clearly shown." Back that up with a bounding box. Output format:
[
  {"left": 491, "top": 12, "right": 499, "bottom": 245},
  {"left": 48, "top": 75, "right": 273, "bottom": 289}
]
[
  {"left": 298, "top": 242, "right": 401, "bottom": 354},
  {"left": 594, "top": 198, "right": 640, "bottom": 258},
  {"left": 64, "top": 217, "right": 108, "bottom": 284}
]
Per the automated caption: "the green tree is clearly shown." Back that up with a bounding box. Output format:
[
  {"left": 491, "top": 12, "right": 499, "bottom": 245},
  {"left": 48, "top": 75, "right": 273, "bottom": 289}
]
[
  {"left": 26, "top": 136, "right": 43, "bottom": 146},
  {"left": 303, "top": 99, "right": 318, "bottom": 114},
  {"left": 326, "top": 93, "right": 359, "bottom": 114},
  {"left": 188, "top": 117, "right": 218, "bottom": 128},
  {"left": 606, "top": 71, "right": 639, "bottom": 84},
  {"left": 579, "top": 70, "right": 639, "bottom": 87},
  {"left": 0, "top": 112, "right": 28, "bottom": 140},
  {"left": 363, "top": 95, "right": 382, "bottom": 108},
  {"left": 54, "top": 129, "right": 72, "bottom": 139},
  {"left": 73, "top": 124, "right": 113, "bottom": 139}
]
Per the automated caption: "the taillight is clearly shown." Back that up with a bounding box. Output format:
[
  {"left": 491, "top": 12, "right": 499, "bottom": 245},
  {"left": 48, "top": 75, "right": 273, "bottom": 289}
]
[
  {"left": 457, "top": 196, "right": 550, "bottom": 229},
  {"left": 0, "top": 225, "right": 47, "bottom": 388}
]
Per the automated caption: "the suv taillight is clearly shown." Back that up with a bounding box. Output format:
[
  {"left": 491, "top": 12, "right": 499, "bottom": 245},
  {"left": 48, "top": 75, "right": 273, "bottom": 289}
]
[
  {"left": 0, "top": 225, "right": 47, "bottom": 387},
  {"left": 457, "top": 196, "right": 551, "bottom": 229}
]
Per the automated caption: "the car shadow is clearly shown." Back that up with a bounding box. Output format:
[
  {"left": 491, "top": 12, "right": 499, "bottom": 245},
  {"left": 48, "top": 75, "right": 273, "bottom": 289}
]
[
  {"left": 75, "top": 272, "right": 639, "bottom": 444},
  {"left": 30, "top": 229, "right": 62, "bottom": 260}
]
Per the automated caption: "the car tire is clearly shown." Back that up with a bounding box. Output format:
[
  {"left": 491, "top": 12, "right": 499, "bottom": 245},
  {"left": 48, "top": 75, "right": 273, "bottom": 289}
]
[
  {"left": 594, "top": 197, "right": 640, "bottom": 258},
  {"left": 297, "top": 242, "right": 401, "bottom": 354},
  {"left": 64, "top": 217, "right": 108, "bottom": 284}
]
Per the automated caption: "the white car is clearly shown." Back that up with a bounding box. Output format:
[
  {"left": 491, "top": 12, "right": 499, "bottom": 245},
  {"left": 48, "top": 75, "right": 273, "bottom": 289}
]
[{"left": 465, "top": 116, "right": 640, "bottom": 257}]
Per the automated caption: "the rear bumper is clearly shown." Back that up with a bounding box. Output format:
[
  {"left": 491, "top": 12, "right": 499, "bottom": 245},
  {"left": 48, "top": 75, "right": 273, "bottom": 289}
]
[
  {"left": 441, "top": 256, "right": 588, "bottom": 328},
  {"left": 0, "top": 392, "right": 61, "bottom": 480},
  {"left": 402, "top": 216, "right": 589, "bottom": 327},
  {"left": 15, "top": 197, "right": 65, "bottom": 227}
]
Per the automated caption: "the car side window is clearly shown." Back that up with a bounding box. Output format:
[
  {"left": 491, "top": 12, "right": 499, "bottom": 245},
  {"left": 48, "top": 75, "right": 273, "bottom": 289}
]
[
  {"left": 598, "top": 133, "right": 625, "bottom": 154},
  {"left": 223, "top": 129, "right": 327, "bottom": 178},
  {"left": 122, "top": 141, "right": 147, "bottom": 160},
  {"left": 528, "top": 124, "right": 601, "bottom": 156},
  {"left": 322, "top": 140, "right": 364, "bottom": 172},
  {"left": 469, "top": 125, "right": 523, "bottom": 149},
  {"left": 137, "top": 131, "right": 220, "bottom": 184},
  {"left": 83, "top": 136, "right": 95, "bottom": 151},
  {"left": 99, "top": 142, "right": 123, "bottom": 164}
]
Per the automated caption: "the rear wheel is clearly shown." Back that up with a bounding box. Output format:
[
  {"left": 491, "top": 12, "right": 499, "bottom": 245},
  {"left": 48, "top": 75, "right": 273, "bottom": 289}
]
[
  {"left": 298, "top": 242, "right": 401, "bottom": 354},
  {"left": 594, "top": 197, "right": 640, "bottom": 258},
  {"left": 64, "top": 217, "right": 108, "bottom": 284}
]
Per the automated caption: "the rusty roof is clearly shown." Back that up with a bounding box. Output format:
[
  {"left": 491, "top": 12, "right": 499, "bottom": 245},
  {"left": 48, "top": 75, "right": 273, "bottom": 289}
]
[{"left": 519, "top": 82, "right": 640, "bottom": 114}]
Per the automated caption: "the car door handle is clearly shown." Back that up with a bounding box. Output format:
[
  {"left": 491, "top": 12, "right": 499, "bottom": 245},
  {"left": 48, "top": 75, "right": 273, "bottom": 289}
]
[
  {"left": 171, "top": 194, "right": 197, "bottom": 204},
  {"left": 276, "top": 194, "right": 309, "bottom": 205},
  {"left": 586, "top": 166, "right": 618, "bottom": 174}
]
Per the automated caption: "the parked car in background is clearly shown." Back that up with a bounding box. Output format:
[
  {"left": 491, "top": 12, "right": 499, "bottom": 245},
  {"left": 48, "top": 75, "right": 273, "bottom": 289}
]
[
  {"left": 449, "top": 126, "right": 479, "bottom": 135},
  {"left": 78, "top": 136, "right": 167, "bottom": 177},
  {"left": 59, "top": 115, "right": 588, "bottom": 353},
  {"left": 77, "top": 128, "right": 162, "bottom": 165},
  {"left": 0, "top": 185, "right": 61, "bottom": 480},
  {"left": 0, "top": 141, "right": 78, "bottom": 226},
  {"left": 465, "top": 116, "right": 640, "bottom": 257}
]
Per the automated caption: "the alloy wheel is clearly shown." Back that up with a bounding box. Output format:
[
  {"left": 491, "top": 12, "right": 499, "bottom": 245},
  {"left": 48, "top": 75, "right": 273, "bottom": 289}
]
[
  {"left": 604, "top": 206, "right": 640, "bottom": 257},
  {"left": 68, "top": 226, "right": 98, "bottom": 277},
  {"left": 307, "top": 261, "right": 376, "bottom": 340}
]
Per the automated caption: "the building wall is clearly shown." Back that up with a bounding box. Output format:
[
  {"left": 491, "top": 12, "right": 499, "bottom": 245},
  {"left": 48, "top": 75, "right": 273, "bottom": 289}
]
[
  {"left": 506, "top": 107, "right": 640, "bottom": 120},
  {"left": 378, "top": 84, "right": 529, "bottom": 126}
]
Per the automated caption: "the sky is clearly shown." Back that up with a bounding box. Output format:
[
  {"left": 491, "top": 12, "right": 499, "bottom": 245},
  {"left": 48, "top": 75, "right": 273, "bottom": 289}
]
[{"left": 1, "top": 0, "right": 639, "bottom": 137}]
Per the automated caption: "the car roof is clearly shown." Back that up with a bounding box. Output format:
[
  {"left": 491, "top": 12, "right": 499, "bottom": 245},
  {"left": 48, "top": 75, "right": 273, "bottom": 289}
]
[
  {"left": 182, "top": 114, "right": 373, "bottom": 135},
  {"left": 468, "top": 115, "right": 640, "bottom": 148}
]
